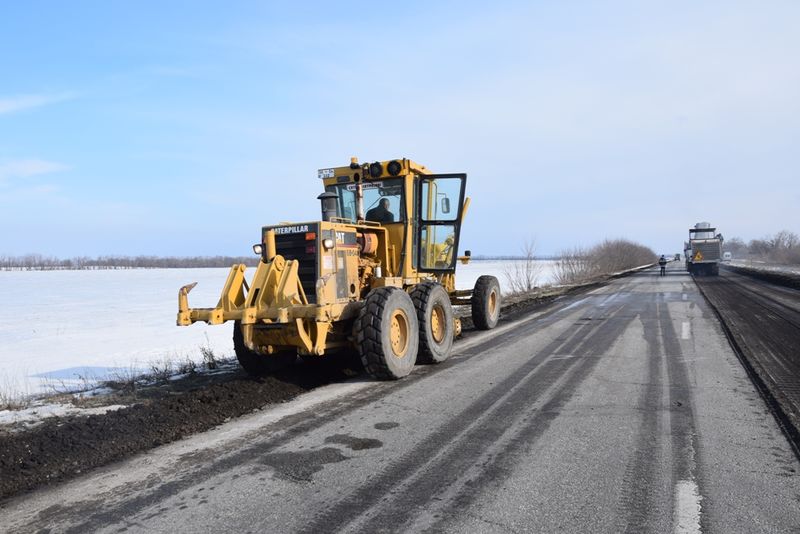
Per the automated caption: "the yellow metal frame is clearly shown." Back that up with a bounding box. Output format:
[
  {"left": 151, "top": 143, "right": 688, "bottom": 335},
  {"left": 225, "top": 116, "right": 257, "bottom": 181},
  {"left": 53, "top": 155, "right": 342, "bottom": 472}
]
[{"left": 177, "top": 256, "right": 351, "bottom": 354}]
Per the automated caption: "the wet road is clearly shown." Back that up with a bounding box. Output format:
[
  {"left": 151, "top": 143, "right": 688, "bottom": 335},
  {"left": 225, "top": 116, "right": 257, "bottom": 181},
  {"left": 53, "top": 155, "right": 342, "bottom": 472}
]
[{"left": 3, "top": 264, "right": 799, "bottom": 533}]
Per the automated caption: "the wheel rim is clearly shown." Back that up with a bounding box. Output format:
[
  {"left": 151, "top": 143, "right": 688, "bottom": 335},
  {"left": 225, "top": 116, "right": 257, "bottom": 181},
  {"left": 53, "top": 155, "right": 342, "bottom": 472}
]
[
  {"left": 389, "top": 309, "right": 410, "bottom": 358},
  {"left": 430, "top": 303, "right": 446, "bottom": 343},
  {"left": 488, "top": 290, "right": 498, "bottom": 317}
]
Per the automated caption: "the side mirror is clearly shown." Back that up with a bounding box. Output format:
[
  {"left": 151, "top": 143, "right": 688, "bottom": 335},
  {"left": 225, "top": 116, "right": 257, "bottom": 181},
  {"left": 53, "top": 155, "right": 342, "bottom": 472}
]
[{"left": 441, "top": 197, "right": 451, "bottom": 214}]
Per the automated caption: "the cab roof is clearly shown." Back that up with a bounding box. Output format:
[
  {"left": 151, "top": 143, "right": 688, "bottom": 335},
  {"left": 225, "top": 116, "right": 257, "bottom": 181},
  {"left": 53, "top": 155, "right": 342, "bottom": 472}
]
[{"left": 318, "top": 157, "right": 431, "bottom": 188}]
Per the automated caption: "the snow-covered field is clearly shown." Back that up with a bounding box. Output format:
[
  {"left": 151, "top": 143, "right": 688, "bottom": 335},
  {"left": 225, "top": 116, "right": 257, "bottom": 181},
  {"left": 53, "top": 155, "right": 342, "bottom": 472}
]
[{"left": 0, "top": 261, "right": 556, "bottom": 396}]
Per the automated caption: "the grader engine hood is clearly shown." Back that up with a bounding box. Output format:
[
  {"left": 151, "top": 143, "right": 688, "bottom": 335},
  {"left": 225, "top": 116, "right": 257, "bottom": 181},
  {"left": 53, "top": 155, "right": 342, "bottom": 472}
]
[
  {"left": 264, "top": 223, "right": 321, "bottom": 303},
  {"left": 263, "top": 222, "right": 361, "bottom": 304}
]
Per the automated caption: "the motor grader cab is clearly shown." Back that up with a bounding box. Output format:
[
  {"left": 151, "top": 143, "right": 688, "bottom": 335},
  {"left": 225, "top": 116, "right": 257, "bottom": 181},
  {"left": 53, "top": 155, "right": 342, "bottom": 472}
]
[{"left": 177, "top": 157, "right": 501, "bottom": 380}]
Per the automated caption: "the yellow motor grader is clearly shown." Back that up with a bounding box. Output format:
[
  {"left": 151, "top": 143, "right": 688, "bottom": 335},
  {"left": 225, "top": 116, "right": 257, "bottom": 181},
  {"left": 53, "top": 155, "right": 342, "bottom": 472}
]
[{"left": 177, "top": 157, "right": 501, "bottom": 380}]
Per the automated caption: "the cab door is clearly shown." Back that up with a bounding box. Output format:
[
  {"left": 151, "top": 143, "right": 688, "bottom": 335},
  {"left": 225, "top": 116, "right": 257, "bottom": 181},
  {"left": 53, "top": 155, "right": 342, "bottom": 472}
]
[{"left": 414, "top": 174, "right": 467, "bottom": 272}]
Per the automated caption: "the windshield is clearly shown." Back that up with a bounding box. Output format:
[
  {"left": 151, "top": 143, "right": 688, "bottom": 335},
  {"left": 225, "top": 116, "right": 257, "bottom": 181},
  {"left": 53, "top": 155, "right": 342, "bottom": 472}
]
[{"left": 325, "top": 178, "right": 405, "bottom": 223}]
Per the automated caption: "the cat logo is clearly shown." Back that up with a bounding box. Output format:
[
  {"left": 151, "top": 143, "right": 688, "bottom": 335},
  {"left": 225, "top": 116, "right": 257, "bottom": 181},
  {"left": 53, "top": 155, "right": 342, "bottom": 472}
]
[{"left": 694, "top": 251, "right": 704, "bottom": 261}]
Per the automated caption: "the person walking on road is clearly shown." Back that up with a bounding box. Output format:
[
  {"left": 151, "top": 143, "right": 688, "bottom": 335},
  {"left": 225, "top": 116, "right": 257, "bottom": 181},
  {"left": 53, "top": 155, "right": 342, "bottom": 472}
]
[{"left": 659, "top": 255, "right": 667, "bottom": 276}]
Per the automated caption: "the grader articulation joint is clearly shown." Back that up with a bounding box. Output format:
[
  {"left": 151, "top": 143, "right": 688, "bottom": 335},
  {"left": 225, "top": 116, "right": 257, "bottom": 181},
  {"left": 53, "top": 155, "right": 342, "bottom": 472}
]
[{"left": 177, "top": 157, "right": 501, "bottom": 380}]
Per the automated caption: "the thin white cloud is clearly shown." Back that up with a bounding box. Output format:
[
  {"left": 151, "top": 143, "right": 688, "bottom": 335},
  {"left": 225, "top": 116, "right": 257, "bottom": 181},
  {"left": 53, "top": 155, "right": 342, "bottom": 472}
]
[
  {"left": 0, "top": 93, "right": 73, "bottom": 115},
  {"left": 0, "top": 159, "right": 70, "bottom": 185},
  {"left": 29, "top": 184, "right": 60, "bottom": 195}
]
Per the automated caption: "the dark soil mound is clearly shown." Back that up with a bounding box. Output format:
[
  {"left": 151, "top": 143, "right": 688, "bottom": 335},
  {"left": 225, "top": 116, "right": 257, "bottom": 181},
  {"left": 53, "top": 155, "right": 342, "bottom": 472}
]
[{"left": 0, "top": 363, "right": 353, "bottom": 501}]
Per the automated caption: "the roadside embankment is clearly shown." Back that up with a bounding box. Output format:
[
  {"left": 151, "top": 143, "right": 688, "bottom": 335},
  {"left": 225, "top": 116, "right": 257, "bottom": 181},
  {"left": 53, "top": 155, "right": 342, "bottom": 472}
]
[{"left": 721, "top": 263, "right": 800, "bottom": 290}]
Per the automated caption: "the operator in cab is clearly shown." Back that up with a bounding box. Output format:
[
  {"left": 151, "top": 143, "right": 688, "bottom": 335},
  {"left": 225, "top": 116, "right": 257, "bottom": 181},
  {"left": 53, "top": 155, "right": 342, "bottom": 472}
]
[{"left": 366, "top": 198, "right": 394, "bottom": 223}]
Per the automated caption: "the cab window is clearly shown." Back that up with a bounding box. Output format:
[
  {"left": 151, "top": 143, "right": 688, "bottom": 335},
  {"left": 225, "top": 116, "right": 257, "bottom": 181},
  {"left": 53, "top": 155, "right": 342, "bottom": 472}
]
[{"left": 325, "top": 179, "right": 405, "bottom": 223}]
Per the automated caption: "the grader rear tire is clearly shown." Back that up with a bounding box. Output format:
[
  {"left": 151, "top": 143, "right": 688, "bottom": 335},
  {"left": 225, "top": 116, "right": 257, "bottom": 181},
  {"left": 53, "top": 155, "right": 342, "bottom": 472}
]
[
  {"left": 472, "top": 275, "right": 501, "bottom": 330},
  {"left": 233, "top": 321, "right": 297, "bottom": 376},
  {"left": 410, "top": 281, "right": 454, "bottom": 364},
  {"left": 357, "top": 287, "right": 419, "bottom": 380}
]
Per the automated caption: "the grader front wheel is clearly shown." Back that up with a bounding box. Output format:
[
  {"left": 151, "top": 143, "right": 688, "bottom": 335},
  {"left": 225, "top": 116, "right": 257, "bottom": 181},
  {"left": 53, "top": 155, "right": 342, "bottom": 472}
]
[
  {"left": 410, "top": 281, "right": 454, "bottom": 363},
  {"left": 357, "top": 287, "right": 419, "bottom": 380},
  {"left": 233, "top": 321, "right": 297, "bottom": 376}
]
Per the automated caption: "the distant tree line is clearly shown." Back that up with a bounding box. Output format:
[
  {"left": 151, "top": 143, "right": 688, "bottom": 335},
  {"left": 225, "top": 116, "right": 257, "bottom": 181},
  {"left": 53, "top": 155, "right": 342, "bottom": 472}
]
[
  {"left": 0, "top": 254, "right": 260, "bottom": 271},
  {"left": 0, "top": 252, "right": 565, "bottom": 271},
  {"left": 471, "top": 254, "right": 560, "bottom": 261},
  {"left": 722, "top": 230, "right": 799, "bottom": 264},
  {"left": 554, "top": 239, "right": 657, "bottom": 285}
]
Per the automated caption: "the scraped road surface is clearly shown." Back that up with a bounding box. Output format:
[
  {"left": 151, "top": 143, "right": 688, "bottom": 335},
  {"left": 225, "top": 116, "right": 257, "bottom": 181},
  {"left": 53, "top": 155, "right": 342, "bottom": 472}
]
[
  {"left": 697, "top": 267, "right": 800, "bottom": 437},
  {"left": 3, "top": 264, "right": 799, "bottom": 533}
]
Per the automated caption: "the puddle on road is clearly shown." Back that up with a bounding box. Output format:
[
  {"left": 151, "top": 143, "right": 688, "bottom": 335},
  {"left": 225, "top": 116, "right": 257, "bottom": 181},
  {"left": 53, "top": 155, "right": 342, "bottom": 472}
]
[
  {"left": 325, "top": 434, "right": 383, "bottom": 451},
  {"left": 260, "top": 448, "right": 349, "bottom": 482},
  {"left": 260, "top": 434, "right": 383, "bottom": 482}
]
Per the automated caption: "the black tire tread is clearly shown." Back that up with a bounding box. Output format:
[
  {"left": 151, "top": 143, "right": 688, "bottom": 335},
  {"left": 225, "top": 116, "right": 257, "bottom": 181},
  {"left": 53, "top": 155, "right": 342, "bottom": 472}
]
[
  {"left": 357, "top": 287, "right": 416, "bottom": 380},
  {"left": 410, "top": 281, "right": 453, "bottom": 364},
  {"left": 472, "top": 275, "right": 501, "bottom": 330}
]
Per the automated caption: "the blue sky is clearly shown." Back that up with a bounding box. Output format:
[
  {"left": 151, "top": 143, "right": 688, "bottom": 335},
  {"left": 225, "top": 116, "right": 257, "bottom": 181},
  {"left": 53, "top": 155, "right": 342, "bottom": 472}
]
[{"left": 1, "top": 1, "right": 798, "bottom": 257}]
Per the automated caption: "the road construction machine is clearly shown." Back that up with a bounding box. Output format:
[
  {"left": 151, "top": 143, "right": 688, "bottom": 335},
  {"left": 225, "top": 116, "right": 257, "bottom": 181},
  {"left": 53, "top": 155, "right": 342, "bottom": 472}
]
[
  {"left": 177, "top": 157, "right": 501, "bottom": 380},
  {"left": 685, "top": 221, "right": 723, "bottom": 276}
]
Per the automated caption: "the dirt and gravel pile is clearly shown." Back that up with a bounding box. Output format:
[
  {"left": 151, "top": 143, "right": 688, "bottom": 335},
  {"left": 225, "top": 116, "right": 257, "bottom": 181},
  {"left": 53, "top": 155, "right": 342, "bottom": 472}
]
[{"left": 0, "top": 364, "right": 352, "bottom": 501}]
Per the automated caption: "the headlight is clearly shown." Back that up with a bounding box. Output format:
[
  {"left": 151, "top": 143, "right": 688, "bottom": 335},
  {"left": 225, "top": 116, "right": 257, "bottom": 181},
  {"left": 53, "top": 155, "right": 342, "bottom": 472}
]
[
  {"left": 369, "top": 162, "right": 383, "bottom": 178},
  {"left": 387, "top": 160, "right": 402, "bottom": 176},
  {"left": 323, "top": 238, "right": 335, "bottom": 249},
  {"left": 253, "top": 243, "right": 264, "bottom": 255}
]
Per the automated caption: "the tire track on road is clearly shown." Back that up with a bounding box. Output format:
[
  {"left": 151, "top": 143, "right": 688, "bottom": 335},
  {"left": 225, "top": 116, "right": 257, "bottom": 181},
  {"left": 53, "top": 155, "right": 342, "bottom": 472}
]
[
  {"left": 660, "top": 297, "right": 703, "bottom": 534},
  {"left": 24, "top": 288, "right": 607, "bottom": 534},
  {"left": 417, "top": 299, "right": 643, "bottom": 534},
  {"left": 299, "top": 298, "right": 637, "bottom": 534},
  {"left": 615, "top": 292, "right": 702, "bottom": 533},
  {"left": 615, "top": 297, "right": 668, "bottom": 534}
]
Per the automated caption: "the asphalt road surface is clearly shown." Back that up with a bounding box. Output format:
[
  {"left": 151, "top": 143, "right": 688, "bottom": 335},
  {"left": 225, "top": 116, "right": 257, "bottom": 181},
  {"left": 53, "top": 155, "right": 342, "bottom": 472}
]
[{"left": 3, "top": 263, "right": 799, "bottom": 533}]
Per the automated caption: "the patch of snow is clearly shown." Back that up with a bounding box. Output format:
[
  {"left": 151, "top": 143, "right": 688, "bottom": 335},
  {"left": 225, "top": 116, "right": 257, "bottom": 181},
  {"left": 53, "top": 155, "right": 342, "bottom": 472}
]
[
  {"left": 76, "top": 386, "right": 114, "bottom": 397},
  {"left": 168, "top": 373, "right": 189, "bottom": 381},
  {"left": 0, "top": 401, "right": 127, "bottom": 429}
]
